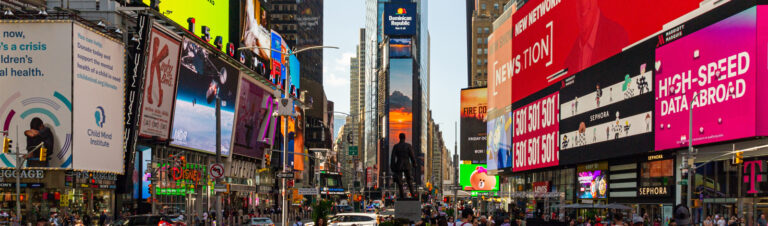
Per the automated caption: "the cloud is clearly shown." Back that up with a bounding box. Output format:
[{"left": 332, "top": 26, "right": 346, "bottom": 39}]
[{"left": 323, "top": 51, "right": 355, "bottom": 88}]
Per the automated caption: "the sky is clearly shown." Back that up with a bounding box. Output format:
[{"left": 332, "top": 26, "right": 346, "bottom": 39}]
[{"left": 323, "top": 0, "right": 467, "bottom": 156}]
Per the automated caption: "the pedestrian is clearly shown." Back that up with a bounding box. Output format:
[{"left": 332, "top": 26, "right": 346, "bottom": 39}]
[
  {"left": 203, "top": 210, "right": 209, "bottom": 224},
  {"left": 704, "top": 215, "right": 713, "bottom": 226},
  {"left": 613, "top": 212, "right": 628, "bottom": 226},
  {"left": 759, "top": 214, "right": 767, "bottom": 226},
  {"left": 293, "top": 216, "right": 303, "bottom": 226},
  {"left": 716, "top": 215, "right": 726, "bottom": 226},
  {"left": 98, "top": 211, "right": 107, "bottom": 226}
]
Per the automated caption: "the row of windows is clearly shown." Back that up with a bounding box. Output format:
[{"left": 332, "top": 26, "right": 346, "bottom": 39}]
[
  {"left": 476, "top": 48, "right": 487, "bottom": 55},
  {"left": 476, "top": 58, "right": 488, "bottom": 66},
  {"left": 480, "top": 3, "right": 500, "bottom": 10},
  {"left": 272, "top": 4, "right": 298, "bottom": 11},
  {"left": 476, "top": 27, "right": 491, "bottom": 34}
]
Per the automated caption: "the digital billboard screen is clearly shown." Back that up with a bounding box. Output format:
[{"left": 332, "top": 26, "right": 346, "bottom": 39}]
[
  {"left": 232, "top": 75, "right": 277, "bottom": 158},
  {"left": 460, "top": 87, "right": 487, "bottom": 164},
  {"left": 388, "top": 58, "right": 413, "bottom": 153},
  {"left": 240, "top": 0, "right": 272, "bottom": 72},
  {"left": 139, "top": 27, "right": 181, "bottom": 140},
  {"left": 460, "top": 164, "right": 499, "bottom": 192},
  {"left": 143, "top": 0, "right": 229, "bottom": 51},
  {"left": 488, "top": 11, "right": 513, "bottom": 111},
  {"left": 512, "top": 91, "right": 559, "bottom": 172},
  {"left": 578, "top": 170, "right": 608, "bottom": 199},
  {"left": 384, "top": 2, "right": 417, "bottom": 35},
  {"left": 389, "top": 38, "right": 412, "bottom": 58},
  {"left": 171, "top": 38, "right": 239, "bottom": 155},
  {"left": 558, "top": 40, "right": 655, "bottom": 165},
  {"left": 654, "top": 6, "right": 757, "bottom": 150},
  {"left": 510, "top": 0, "right": 701, "bottom": 104},
  {"left": 486, "top": 107, "right": 512, "bottom": 171}
]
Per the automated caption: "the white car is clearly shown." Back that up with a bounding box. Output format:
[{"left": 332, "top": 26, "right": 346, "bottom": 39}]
[{"left": 328, "top": 213, "right": 379, "bottom": 226}]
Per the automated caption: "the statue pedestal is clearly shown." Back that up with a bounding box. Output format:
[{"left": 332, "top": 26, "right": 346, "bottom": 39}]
[{"left": 394, "top": 199, "right": 421, "bottom": 223}]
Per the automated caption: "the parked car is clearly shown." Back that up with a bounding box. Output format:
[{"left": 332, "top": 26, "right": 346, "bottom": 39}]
[
  {"left": 328, "top": 213, "right": 378, "bottom": 226},
  {"left": 333, "top": 205, "right": 354, "bottom": 213},
  {"left": 243, "top": 217, "right": 275, "bottom": 226},
  {"left": 111, "top": 214, "right": 185, "bottom": 226}
]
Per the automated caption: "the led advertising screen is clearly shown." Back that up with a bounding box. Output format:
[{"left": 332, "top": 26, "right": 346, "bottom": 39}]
[
  {"left": 0, "top": 21, "right": 72, "bottom": 169},
  {"left": 171, "top": 38, "right": 239, "bottom": 155},
  {"left": 654, "top": 7, "right": 756, "bottom": 150},
  {"left": 139, "top": 27, "right": 181, "bottom": 140},
  {"left": 240, "top": 0, "right": 272, "bottom": 70},
  {"left": 510, "top": 0, "right": 701, "bottom": 104},
  {"left": 559, "top": 40, "right": 655, "bottom": 165},
  {"left": 460, "top": 87, "right": 488, "bottom": 164},
  {"left": 486, "top": 107, "right": 512, "bottom": 171},
  {"left": 384, "top": 2, "right": 417, "bottom": 35},
  {"left": 513, "top": 91, "right": 559, "bottom": 172},
  {"left": 289, "top": 54, "right": 301, "bottom": 96},
  {"left": 578, "top": 170, "right": 608, "bottom": 199},
  {"left": 232, "top": 74, "right": 277, "bottom": 158},
  {"left": 143, "top": 0, "right": 229, "bottom": 52},
  {"left": 138, "top": 145, "right": 152, "bottom": 199},
  {"left": 71, "top": 23, "right": 126, "bottom": 173},
  {"left": 388, "top": 58, "right": 413, "bottom": 153},
  {"left": 487, "top": 10, "right": 513, "bottom": 112},
  {"left": 460, "top": 164, "right": 500, "bottom": 192},
  {"left": 389, "top": 38, "right": 412, "bottom": 58}
]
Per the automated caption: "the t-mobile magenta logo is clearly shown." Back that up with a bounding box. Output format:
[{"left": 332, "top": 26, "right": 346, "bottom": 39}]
[{"left": 744, "top": 160, "right": 765, "bottom": 194}]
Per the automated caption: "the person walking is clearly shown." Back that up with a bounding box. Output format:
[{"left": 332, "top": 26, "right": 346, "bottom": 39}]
[{"left": 758, "top": 214, "right": 768, "bottom": 226}]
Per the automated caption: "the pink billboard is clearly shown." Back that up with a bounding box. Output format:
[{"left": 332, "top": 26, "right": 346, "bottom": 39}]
[
  {"left": 513, "top": 92, "right": 559, "bottom": 172},
  {"left": 654, "top": 7, "right": 756, "bottom": 150}
]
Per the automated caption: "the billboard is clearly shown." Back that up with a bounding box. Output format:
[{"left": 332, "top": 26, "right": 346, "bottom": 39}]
[
  {"left": 240, "top": 0, "right": 272, "bottom": 75},
  {"left": 171, "top": 38, "right": 239, "bottom": 155},
  {"left": 296, "top": 0, "right": 323, "bottom": 47},
  {"left": 459, "top": 164, "right": 499, "bottom": 192},
  {"left": 460, "top": 87, "right": 487, "bottom": 164},
  {"left": 138, "top": 27, "right": 181, "bottom": 140},
  {"left": 487, "top": 9, "right": 513, "bottom": 111},
  {"left": 486, "top": 107, "right": 512, "bottom": 171},
  {"left": 289, "top": 54, "right": 301, "bottom": 96},
  {"left": 510, "top": 0, "right": 701, "bottom": 104},
  {"left": 654, "top": 7, "right": 756, "bottom": 150},
  {"left": 0, "top": 22, "right": 73, "bottom": 169},
  {"left": 559, "top": 40, "right": 655, "bottom": 164},
  {"left": 143, "top": 0, "right": 229, "bottom": 51},
  {"left": 512, "top": 91, "right": 559, "bottom": 172},
  {"left": 390, "top": 38, "right": 412, "bottom": 58},
  {"left": 384, "top": 2, "right": 417, "bottom": 35},
  {"left": 232, "top": 74, "right": 277, "bottom": 158},
  {"left": 71, "top": 23, "right": 126, "bottom": 173},
  {"left": 388, "top": 59, "right": 414, "bottom": 153},
  {"left": 578, "top": 170, "right": 608, "bottom": 199}
]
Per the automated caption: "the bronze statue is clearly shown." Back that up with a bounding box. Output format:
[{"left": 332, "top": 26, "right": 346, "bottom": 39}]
[{"left": 390, "top": 133, "right": 417, "bottom": 198}]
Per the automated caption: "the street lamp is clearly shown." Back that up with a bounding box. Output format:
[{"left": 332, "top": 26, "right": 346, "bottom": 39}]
[{"left": 238, "top": 45, "right": 337, "bottom": 225}]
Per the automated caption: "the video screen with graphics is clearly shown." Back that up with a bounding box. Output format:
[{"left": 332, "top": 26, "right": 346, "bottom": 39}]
[
  {"left": 460, "top": 164, "right": 500, "bottom": 193},
  {"left": 578, "top": 170, "right": 608, "bottom": 199},
  {"left": 388, "top": 59, "right": 413, "bottom": 152},
  {"left": 389, "top": 38, "right": 412, "bottom": 58},
  {"left": 460, "top": 87, "right": 487, "bottom": 164},
  {"left": 143, "top": 0, "right": 230, "bottom": 52},
  {"left": 171, "top": 38, "right": 239, "bottom": 155},
  {"left": 232, "top": 75, "right": 278, "bottom": 158}
]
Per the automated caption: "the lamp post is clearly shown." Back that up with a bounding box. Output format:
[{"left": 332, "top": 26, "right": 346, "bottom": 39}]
[
  {"left": 238, "top": 45, "right": 337, "bottom": 225},
  {"left": 686, "top": 92, "right": 699, "bottom": 213}
]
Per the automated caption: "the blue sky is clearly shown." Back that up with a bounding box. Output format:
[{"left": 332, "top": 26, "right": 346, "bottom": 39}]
[{"left": 323, "top": 0, "right": 467, "bottom": 156}]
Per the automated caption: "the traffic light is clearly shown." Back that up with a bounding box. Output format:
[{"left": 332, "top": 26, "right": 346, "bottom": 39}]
[
  {"left": 39, "top": 146, "right": 47, "bottom": 161},
  {"left": 734, "top": 151, "right": 744, "bottom": 164},
  {"left": 264, "top": 151, "right": 271, "bottom": 167},
  {"left": 2, "top": 137, "right": 11, "bottom": 154}
]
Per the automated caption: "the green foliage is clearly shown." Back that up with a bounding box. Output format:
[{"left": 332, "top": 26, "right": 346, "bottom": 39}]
[{"left": 312, "top": 200, "right": 333, "bottom": 223}]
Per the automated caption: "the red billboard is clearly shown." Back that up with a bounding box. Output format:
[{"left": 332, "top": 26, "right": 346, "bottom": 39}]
[
  {"left": 510, "top": 0, "right": 700, "bottom": 103},
  {"left": 513, "top": 92, "right": 559, "bottom": 172}
]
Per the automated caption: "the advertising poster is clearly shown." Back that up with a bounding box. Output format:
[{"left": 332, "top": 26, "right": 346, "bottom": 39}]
[
  {"left": 654, "top": 7, "right": 756, "bottom": 150},
  {"left": 138, "top": 27, "right": 181, "bottom": 140},
  {"left": 513, "top": 91, "right": 559, "bottom": 172},
  {"left": 171, "top": 38, "right": 238, "bottom": 155},
  {"left": 270, "top": 31, "right": 283, "bottom": 85},
  {"left": 142, "top": 0, "right": 229, "bottom": 51},
  {"left": 296, "top": 0, "right": 323, "bottom": 47},
  {"left": 486, "top": 107, "right": 512, "bottom": 171},
  {"left": 384, "top": 2, "right": 417, "bottom": 35},
  {"left": 559, "top": 40, "right": 655, "bottom": 164},
  {"left": 760, "top": 5, "right": 768, "bottom": 135},
  {"left": 240, "top": 0, "right": 272, "bottom": 74},
  {"left": 510, "top": 0, "right": 700, "bottom": 103},
  {"left": 460, "top": 87, "right": 487, "bottom": 164},
  {"left": 487, "top": 12, "right": 512, "bottom": 111},
  {"left": 390, "top": 38, "right": 412, "bottom": 58},
  {"left": 0, "top": 21, "right": 72, "bottom": 168},
  {"left": 232, "top": 75, "right": 277, "bottom": 158},
  {"left": 388, "top": 59, "right": 413, "bottom": 153},
  {"left": 72, "top": 24, "right": 126, "bottom": 173},
  {"left": 578, "top": 170, "right": 608, "bottom": 199},
  {"left": 289, "top": 54, "right": 301, "bottom": 96},
  {"left": 137, "top": 145, "right": 152, "bottom": 199},
  {"left": 459, "top": 164, "right": 499, "bottom": 193}
]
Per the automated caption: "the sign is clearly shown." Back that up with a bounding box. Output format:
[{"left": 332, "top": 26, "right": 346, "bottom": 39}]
[
  {"left": 349, "top": 146, "right": 358, "bottom": 156},
  {"left": 578, "top": 170, "right": 607, "bottom": 199},
  {"left": 638, "top": 186, "right": 671, "bottom": 197},
  {"left": 138, "top": 27, "right": 180, "bottom": 140},
  {"left": 450, "top": 185, "right": 463, "bottom": 190},
  {"left": 513, "top": 92, "right": 559, "bottom": 172},
  {"left": 655, "top": 7, "right": 757, "bottom": 150},
  {"left": 298, "top": 188, "right": 318, "bottom": 195},
  {"left": 388, "top": 59, "right": 414, "bottom": 155},
  {"left": 533, "top": 181, "right": 551, "bottom": 193},
  {"left": 170, "top": 38, "right": 239, "bottom": 155},
  {"left": 487, "top": 8, "right": 513, "bottom": 111},
  {"left": 232, "top": 75, "right": 278, "bottom": 158},
  {"left": 384, "top": 3, "right": 417, "bottom": 35},
  {"left": 509, "top": 0, "right": 701, "bottom": 104},
  {"left": 209, "top": 163, "right": 224, "bottom": 179},
  {"left": 558, "top": 40, "right": 655, "bottom": 164},
  {"left": 125, "top": 14, "right": 153, "bottom": 173},
  {"left": 0, "top": 169, "right": 44, "bottom": 179},
  {"left": 214, "top": 184, "right": 228, "bottom": 192},
  {"left": 459, "top": 164, "right": 499, "bottom": 192},
  {"left": 70, "top": 171, "right": 117, "bottom": 181},
  {"left": 142, "top": 0, "right": 230, "bottom": 52},
  {"left": 461, "top": 87, "right": 487, "bottom": 163},
  {"left": 487, "top": 107, "right": 512, "bottom": 171},
  {"left": 277, "top": 172, "right": 294, "bottom": 179}
]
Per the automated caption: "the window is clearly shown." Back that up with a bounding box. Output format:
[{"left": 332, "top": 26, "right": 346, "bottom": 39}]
[
  {"left": 477, "top": 49, "right": 482, "bottom": 54},
  {"left": 494, "top": 3, "right": 499, "bottom": 10},
  {"left": 477, "top": 27, "right": 482, "bottom": 33},
  {"left": 477, "top": 38, "right": 482, "bottom": 44},
  {"left": 481, "top": 3, "right": 486, "bottom": 10},
  {"left": 483, "top": 59, "right": 487, "bottom": 64},
  {"left": 483, "top": 48, "right": 487, "bottom": 54},
  {"left": 484, "top": 27, "right": 490, "bottom": 33},
  {"left": 477, "top": 59, "right": 482, "bottom": 65}
]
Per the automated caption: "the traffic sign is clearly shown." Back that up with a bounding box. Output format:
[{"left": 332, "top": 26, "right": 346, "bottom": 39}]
[
  {"left": 450, "top": 186, "right": 463, "bottom": 190},
  {"left": 209, "top": 164, "right": 225, "bottom": 179},
  {"left": 298, "top": 188, "right": 318, "bottom": 195},
  {"left": 214, "top": 184, "right": 228, "bottom": 193},
  {"left": 349, "top": 146, "right": 358, "bottom": 156},
  {"left": 277, "top": 172, "right": 294, "bottom": 179}
]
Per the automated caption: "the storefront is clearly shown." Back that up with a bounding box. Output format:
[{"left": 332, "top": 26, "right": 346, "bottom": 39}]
[{"left": 501, "top": 167, "right": 575, "bottom": 219}]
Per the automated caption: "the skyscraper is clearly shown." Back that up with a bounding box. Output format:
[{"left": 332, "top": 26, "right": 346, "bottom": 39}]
[{"left": 469, "top": 0, "right": 508, "bottom": 87}]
